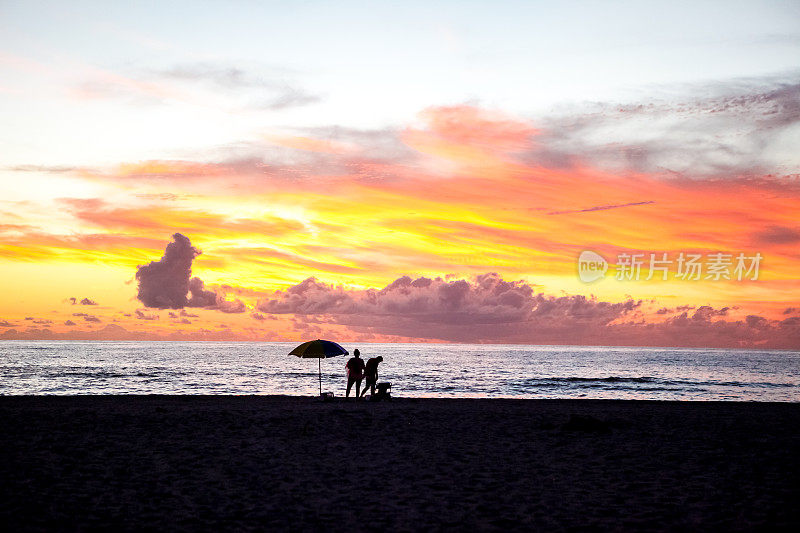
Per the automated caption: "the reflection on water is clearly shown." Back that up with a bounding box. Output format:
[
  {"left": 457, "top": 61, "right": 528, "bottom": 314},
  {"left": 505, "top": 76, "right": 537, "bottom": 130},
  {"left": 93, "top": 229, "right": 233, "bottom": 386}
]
[{"left": 0, "top": 341, "right": 798, "bottom": 401}]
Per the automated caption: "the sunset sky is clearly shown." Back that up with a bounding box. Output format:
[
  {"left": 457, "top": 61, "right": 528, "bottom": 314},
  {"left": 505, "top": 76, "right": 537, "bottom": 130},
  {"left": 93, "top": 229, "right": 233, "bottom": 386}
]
[{"left": 1, "top": 1, "right": 799, "bottom": 347}]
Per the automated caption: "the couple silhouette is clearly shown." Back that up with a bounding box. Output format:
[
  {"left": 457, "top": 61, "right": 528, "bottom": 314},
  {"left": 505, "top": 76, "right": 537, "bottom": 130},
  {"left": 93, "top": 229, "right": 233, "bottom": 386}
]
[{"left": 345, "top": 349, "right": 383, "bottom": 398}]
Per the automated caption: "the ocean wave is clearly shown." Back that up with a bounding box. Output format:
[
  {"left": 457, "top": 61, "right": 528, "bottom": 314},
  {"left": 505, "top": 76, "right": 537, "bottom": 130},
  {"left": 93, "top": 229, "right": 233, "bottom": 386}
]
[
  {"left": 61, "top": 370, "right": 134, "bottom": 378},
  {"left": 524, "top": 376, "right": 797, "bottom": 388},
  {"left": 527, "top": 376, "right": 658, "bottom": 384}
]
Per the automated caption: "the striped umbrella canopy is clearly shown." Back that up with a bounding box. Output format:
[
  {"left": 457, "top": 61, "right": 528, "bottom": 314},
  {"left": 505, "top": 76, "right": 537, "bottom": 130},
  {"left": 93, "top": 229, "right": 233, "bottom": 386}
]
[{"left": 289, "top": 339, "right": 349, "bottom": 396}]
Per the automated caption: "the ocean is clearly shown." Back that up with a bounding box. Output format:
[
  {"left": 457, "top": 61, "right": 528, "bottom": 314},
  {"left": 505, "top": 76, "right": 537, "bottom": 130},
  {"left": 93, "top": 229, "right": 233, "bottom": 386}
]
[{"left": 1, "top": 341, "right": 798, "bottom": 401}]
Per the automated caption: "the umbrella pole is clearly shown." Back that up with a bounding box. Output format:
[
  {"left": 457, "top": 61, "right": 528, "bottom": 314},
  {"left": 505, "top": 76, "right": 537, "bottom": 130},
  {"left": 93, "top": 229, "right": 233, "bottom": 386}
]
[{"left": 318, "top": 358, "right": 322, "bottom": 396}]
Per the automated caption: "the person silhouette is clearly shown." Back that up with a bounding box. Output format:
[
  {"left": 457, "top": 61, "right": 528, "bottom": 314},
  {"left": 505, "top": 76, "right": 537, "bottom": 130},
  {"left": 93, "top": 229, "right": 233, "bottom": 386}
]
[
  {"left": 360, "top": 356, "right": 383, "bottom": 397},
  {"left": 345, "top": 348, "right": 366, "bottom": 398}
]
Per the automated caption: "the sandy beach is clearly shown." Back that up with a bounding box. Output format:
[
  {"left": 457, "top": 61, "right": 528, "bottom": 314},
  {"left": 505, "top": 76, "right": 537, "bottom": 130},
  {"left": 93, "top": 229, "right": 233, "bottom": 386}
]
[{"left": 1, "top": 396, "right": 798, "bottom": 532}]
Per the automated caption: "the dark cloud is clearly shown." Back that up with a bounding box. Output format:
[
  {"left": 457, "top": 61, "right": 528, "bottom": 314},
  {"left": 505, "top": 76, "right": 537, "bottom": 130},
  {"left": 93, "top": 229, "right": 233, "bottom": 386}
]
[
  {"left": 135, "top": 233, "right": 246, "bottom": 313},
  {"left": 186, "top": 277, "right": 217, "bottom": 308},
  {"left": 135, "top": 309, "right": 159, "bottom": 321},
  {"left": 136, "top": 233, "right": 200, "bottom": 309},
  {"left": 751, "top": 225, "right": 800, "bottom": 245},
  {"left": 251, "top": 312, "right": 266, "bottom": 321},
  {"left": 66, "top": 295, "right": 106, "bottom": 306},
  {"left": 83, "top": 315, "right": 101, "bottom": 323},
  {"left": 64, "top": 320, "right": 76, "bottom": 326},
  {"left": 0, "top": 320, "right": 17, "bottom": 327},
  {"left": 692, "top": 305, "right": 730, "bottom": 321},
  {"left": 746, "top": 315, "right": 768, "bottom": 329},
  {"left": 643, "top": 308, "right": 798, "bottom": 348},
  {"left": 525, "top": 75, "right": 800, "bottom": 180}
]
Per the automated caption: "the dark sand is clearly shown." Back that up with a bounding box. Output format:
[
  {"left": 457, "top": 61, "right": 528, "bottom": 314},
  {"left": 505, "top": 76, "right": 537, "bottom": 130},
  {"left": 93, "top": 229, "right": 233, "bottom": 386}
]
[{"left": 1, "top": 396, "right": 798, "bottom": 532}]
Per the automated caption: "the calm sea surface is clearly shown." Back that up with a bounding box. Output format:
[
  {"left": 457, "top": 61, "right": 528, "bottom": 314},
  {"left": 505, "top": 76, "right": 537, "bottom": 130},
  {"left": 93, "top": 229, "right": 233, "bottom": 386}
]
[{"left": 1, "top": 341, "right": 798, "bottom": 401}]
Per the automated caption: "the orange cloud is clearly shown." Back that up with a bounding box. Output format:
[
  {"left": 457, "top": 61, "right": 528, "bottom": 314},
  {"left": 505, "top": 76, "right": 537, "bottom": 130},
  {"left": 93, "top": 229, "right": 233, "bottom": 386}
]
[{"left": 59, "top": 198, "right": 306, "bottom": 238}]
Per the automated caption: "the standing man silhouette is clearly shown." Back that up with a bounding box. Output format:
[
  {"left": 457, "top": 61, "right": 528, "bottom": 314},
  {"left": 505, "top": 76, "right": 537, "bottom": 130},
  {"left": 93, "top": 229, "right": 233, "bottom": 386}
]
[{"left": 345, "top": 348, "right": 365, "bottom": 398}]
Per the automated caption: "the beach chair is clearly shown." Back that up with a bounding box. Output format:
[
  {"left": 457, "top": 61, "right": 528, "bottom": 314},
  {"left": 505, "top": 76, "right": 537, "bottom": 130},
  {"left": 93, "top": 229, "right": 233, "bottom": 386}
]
[
  {"left": 320, "top": 391, "right": 335, "bottom": 401},
  {"left": 370, "top": 382, "right": 391, "bottom": 401}
]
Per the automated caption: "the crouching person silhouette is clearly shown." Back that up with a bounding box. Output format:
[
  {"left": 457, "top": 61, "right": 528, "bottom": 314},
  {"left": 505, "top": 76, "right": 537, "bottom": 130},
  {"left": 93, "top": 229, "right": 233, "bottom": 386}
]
[{"left": 360, "top": 356, "right": 383, "bottom": 398}]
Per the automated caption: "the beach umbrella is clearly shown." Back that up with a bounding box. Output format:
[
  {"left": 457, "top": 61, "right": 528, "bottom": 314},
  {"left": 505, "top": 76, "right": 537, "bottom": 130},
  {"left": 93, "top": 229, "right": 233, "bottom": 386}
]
[{"left": 289, "top": 339, "right": 349, "bottom": 396}]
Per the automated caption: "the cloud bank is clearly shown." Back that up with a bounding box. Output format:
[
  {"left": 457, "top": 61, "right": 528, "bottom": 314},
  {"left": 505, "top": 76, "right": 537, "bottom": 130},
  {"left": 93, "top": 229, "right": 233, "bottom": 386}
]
[{"left": 256, "top": 273, "right": 799, "bottom": 348}]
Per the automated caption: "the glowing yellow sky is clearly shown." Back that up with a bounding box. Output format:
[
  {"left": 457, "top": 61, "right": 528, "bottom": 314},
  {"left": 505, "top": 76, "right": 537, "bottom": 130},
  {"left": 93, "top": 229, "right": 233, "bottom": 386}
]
[{"left": 1, "top": 104, "right": 798, "bottom": 345}]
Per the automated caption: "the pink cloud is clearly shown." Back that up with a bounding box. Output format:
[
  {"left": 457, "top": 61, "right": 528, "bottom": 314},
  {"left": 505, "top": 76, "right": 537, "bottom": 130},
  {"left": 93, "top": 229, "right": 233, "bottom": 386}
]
[{"left": 257, "top": 273, "right": 799, "bottom": 348}]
